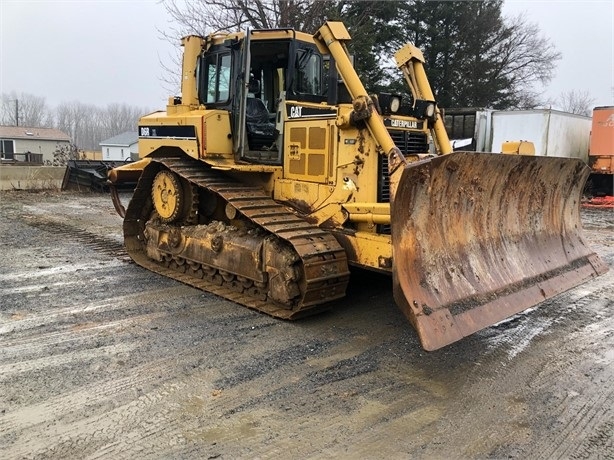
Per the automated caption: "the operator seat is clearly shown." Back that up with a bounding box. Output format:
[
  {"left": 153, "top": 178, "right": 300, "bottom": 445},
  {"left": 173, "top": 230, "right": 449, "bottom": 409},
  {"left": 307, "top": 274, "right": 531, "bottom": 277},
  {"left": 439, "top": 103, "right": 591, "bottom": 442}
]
[{"left": 245, "top": 77, "right": 276, "bottom": 150}]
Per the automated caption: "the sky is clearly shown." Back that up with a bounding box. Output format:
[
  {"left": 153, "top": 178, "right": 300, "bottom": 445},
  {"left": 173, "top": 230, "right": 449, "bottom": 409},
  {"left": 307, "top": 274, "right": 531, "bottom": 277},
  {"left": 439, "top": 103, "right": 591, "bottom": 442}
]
[
  {"left": 502, "top": 0, "right": 614, "bottom": 107},
  {"left": 1, "top": 0, "right": 613, "bottom": 111},
  {"left": 1, "top": 0, "right": 177, "bottom": 110}
]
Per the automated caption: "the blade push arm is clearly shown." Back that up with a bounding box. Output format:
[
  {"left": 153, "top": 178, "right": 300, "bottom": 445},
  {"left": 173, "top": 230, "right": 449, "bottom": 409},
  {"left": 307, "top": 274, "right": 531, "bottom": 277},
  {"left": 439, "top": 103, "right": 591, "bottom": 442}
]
[{"left": 313, "top": 22, "right": 407, "bottom": 175}]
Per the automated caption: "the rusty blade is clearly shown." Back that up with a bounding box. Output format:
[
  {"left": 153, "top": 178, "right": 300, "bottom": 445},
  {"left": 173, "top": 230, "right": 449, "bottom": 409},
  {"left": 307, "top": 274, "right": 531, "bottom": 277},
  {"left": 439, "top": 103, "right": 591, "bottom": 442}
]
[{"left": 390, "top": 152, "right": 608, "bottom": 351}]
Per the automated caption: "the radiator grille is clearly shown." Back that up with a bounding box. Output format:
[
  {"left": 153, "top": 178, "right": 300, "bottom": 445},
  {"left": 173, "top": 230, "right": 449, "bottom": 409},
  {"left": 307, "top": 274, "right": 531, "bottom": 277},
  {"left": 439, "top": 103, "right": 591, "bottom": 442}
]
[
  {"left": 387, "top": 130, "right": 429, "bottom": 157},
  {"left": 377, "top": 130, "right": 428, "bottom": 234}
]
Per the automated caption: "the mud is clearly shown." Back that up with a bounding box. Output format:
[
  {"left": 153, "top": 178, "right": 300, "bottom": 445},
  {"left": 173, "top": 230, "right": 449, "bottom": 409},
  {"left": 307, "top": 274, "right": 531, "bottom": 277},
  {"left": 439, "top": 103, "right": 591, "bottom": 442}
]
[{"left": 1, "top": 190, "right": 613, "bottom": 459}]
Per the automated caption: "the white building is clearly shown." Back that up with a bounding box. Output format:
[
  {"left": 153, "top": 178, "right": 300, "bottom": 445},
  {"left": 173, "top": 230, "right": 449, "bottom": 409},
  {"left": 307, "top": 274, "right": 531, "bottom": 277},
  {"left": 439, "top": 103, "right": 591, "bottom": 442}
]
[{"left": 100, "top": 131, "right": 138, "bottom": 161}]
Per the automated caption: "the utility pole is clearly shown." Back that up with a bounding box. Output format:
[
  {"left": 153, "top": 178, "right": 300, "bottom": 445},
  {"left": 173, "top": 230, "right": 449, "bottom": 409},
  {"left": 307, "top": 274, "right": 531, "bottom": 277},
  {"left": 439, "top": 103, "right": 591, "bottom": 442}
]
[{"left": 15, "top": 99, "right": 19, "bottom": 126}]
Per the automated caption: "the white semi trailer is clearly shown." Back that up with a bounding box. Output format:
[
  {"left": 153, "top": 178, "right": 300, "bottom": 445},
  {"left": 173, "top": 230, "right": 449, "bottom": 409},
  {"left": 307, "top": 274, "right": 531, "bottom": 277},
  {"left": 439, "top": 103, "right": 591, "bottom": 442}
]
[{"left": 445, "top": 108, "right": 591, "bottom": 162}]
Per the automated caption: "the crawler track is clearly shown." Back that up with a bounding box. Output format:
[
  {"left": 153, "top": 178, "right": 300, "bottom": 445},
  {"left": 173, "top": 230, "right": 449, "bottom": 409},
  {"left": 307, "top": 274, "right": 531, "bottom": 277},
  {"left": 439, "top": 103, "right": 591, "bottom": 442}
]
[{"left": 123, "top": 156, "right": 350, "bottom": 319}]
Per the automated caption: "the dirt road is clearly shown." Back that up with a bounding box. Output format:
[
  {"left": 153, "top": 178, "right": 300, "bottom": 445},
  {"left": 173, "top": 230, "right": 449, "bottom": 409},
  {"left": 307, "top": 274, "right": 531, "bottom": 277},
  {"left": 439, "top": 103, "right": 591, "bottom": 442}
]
[{"left": 1, "top": 190, "right": 613, "bottom": 459}]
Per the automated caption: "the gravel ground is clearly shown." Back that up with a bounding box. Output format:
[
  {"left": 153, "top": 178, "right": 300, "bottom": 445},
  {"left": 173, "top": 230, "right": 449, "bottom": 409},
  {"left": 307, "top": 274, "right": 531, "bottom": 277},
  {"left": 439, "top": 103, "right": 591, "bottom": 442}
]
[{"left": 0, "top": 190, "right": 613, "bottom": 459}]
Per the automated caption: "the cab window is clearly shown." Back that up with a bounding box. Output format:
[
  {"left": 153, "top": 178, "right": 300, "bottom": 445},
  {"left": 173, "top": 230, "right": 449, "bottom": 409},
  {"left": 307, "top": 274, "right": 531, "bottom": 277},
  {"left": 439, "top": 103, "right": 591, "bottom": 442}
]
[
  {"left": 202, "top": 52, "right": 231, "bottom": 104},
  {"left": 290, "top": 49, "right": 325, "bottom": 102}
]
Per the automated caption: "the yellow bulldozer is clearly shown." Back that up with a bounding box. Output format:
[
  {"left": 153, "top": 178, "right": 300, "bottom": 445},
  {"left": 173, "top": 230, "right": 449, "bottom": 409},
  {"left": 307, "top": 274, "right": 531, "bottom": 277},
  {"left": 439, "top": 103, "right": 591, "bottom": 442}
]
[{"left": 108, "top": 22, "right": 607, "bottom": 351}]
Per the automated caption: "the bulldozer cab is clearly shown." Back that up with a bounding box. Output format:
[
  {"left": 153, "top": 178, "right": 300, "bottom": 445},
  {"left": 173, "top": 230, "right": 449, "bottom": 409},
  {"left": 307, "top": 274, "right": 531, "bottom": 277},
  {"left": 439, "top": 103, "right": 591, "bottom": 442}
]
[{"left": 198, "top": 30, "right": 330, "bottom": 165}]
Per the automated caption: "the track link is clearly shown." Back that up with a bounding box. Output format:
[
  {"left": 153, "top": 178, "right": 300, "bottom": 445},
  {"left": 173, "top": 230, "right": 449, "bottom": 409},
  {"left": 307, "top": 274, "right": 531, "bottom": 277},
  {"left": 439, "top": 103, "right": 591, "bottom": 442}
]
[{"left": 123, "top": 156, "right": 350, "bottom": 319}]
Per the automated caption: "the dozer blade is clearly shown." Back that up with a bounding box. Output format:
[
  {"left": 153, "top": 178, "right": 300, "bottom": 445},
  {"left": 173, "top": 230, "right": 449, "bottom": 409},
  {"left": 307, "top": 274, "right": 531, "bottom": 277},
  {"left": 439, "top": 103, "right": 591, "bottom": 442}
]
[{"left": 390, "top": 151, "right": 608, "bottom": 351}]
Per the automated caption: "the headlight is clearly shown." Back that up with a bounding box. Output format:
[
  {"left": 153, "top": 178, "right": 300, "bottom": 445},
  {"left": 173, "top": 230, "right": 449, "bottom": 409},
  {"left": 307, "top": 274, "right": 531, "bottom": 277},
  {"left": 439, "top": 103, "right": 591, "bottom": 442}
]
[
  {"left": 390, "top": 96, "right": 401, "bottom": 113},
  {"left": 377, "top": 92, "right": 403, "bottom": 115},
  {"left": 414, "top": 99, "right": 437, "bottom": 120},
  {"left": 425, "top": 102, "right": 435, "bottom": 118}
]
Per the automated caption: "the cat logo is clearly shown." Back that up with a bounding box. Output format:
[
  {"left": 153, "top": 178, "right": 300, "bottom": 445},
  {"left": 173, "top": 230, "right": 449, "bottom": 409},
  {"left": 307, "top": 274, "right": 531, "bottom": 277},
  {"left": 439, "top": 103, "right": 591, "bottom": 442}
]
[
  {"left": 390, "top": 119, "right": 418, "bottom": 129},
  {"left": 289, "top": 106, "right": 303, "bottom": 118}
]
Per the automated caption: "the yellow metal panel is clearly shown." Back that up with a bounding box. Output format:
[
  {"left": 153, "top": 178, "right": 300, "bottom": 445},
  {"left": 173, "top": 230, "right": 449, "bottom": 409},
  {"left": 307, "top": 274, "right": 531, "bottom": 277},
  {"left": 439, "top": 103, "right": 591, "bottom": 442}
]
[
  {"left": 108, "top": 158, "right": 152, "bottom": 184},
  {"left": 140, "top": 138, "right": 199, "bottom": 159},
  {"left": 203, "top": 111, "right": 233, "bottom": 156},
  {"left": 307, "top": 154, "right": 325, "bottom": 176},
  {"left": 343, "top": 203, "right": 391, "bottom": 225},
  {"left": 335, "top": 126, "right": 381, "bottom": 204},
  {"left": 289, "top": 153, "right": 306, "bottom": 175},
  {"left": 324, "top": 22, "right": 351, "bottom": 41},
  {"left": 203, "top": 158, "right": 281, "bottom": 175},
  {"left": 501, "top": 141, "right": 535, "bottom": 155},
  {"left": 207, "top": 29, "right": 315, "bottom": 49},
  {"left": 328, "top": 127, "right": 336, "bottom": 182},
  {"left": 394, "top": 43, "right": 425, "bottom": 66},
  {"left": 250, "top": 29, "right": 314, "bottom": 43},
  {"left": 273, "top": 178, "right": 321, "bottom": 208},
  {"left": 332, "top": 230, "right": 393, "bottom": 273},
  {"left": 139, "top": 109, "right": 234, "bottom": 159},
  {"left": 273, "top": 179, "right": 297, "bottom": 204},
  {"left": 290, "top": 127, "right": 307, "bottom": 148},
  {"left": 309, "top": 127, "right": 326, "bottom": 149},
  {"left": 284, "top": 118, "right": 332, "bottom": 184},
  {"left": 180, "top": 36, "right": 204, "bottom": 106}
]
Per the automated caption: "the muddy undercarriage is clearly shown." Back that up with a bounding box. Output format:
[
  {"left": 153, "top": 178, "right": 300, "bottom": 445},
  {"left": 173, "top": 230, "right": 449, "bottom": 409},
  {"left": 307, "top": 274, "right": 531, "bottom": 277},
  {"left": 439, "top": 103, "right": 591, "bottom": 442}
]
[{"left": 121, "top": 156, "right": 350, "bottom": 319}]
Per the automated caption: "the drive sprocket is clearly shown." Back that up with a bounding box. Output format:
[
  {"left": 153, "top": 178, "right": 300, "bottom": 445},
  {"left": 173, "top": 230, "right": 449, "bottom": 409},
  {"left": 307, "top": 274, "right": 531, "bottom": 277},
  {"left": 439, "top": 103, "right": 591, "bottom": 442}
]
[{"left": 152, "top": 170, "right": 183, "bottom": 223}]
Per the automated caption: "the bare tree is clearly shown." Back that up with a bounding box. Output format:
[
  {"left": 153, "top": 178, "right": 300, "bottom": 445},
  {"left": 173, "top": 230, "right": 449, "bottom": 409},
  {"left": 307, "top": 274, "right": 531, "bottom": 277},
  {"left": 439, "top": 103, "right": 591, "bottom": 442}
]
[
  {"left": 100, "top": 104, "right": 144, "bottom": 140},
  {"left": 492, "top": 13, "right": 561, "bottom": 108},
  {"left": 1, "top": 88, "right": 147, "bottom": 150},
  {"left": 161, "top": 0, "right": 334, "bottom": 36},
  {"left": 158, "top": 0, "right": 338, "bottom": 93},
  {"left": 1, "top": 92, "right": 52, "bottom": 127},
  {"left": 55, "top": 101, "right": 97, "bottom": 150},
  {"left": 53, "top": 101, "right": 147, "bottom": 150},
  {"left": 555, "top": 90, "right": 596, "bottom": 116}
]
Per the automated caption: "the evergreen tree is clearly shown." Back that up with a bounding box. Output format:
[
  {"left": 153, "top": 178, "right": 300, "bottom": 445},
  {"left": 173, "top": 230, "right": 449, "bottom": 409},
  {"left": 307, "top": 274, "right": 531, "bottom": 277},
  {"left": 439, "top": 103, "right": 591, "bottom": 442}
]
[{"left": 398, "top": 0, "right": 560, "bottom": 109}]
